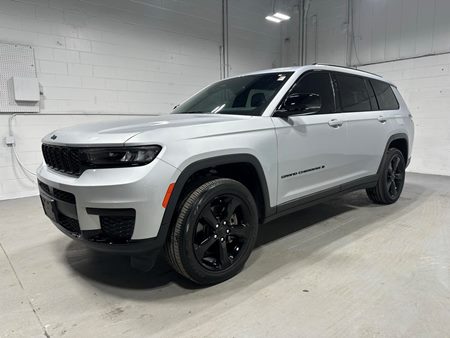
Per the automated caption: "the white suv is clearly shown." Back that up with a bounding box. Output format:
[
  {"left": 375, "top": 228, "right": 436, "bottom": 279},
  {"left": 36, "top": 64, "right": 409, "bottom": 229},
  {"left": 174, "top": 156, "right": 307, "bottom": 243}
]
[{"left": 38, "top": 64, "right": 414, "bottom": 285}]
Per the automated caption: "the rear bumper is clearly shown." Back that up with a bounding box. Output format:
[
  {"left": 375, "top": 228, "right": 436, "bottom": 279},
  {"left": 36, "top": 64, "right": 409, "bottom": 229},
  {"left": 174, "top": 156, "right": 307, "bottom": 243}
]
[{"left": 37, "top": 158, "right": 180, "bottom": 254}]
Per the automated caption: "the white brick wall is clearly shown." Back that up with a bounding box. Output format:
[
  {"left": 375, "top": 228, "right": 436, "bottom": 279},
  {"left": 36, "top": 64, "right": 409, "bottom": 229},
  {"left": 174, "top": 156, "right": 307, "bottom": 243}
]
[
  {"left": 0, "top": 0, "right": 282, "bottom": 200},
  {"left": 282, "top": 0, "right": 450, "bottom": 177},
  {"left": 361, "top": 55, "right": 450, "bottom": 176}
]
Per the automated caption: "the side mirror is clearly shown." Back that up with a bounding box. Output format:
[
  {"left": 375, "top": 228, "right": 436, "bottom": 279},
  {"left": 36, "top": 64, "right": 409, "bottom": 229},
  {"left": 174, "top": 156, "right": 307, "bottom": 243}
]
[{"left": 274, "top": 93, "right": 321, "bottom": 118}]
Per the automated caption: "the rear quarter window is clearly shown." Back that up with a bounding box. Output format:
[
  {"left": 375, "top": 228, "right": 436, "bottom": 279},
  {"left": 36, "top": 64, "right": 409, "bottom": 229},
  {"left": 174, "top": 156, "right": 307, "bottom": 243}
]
[{"left": 370, "top": 79, "right": 400, "bottom": 110}]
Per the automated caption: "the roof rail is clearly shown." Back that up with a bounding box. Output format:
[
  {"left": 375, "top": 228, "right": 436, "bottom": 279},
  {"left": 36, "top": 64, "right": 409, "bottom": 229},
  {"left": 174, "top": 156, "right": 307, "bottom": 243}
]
[{"left": 312, "top": 63, "right": 383, "bottom": 78}]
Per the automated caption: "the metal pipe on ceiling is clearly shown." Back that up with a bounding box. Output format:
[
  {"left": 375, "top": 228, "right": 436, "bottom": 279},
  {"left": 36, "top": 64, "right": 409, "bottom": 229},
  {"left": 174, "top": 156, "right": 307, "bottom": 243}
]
[
  {"left": 297, "top": 0, "right": 303, "bottom": 65},
  {"left": 298, "top": 0, "right": 310, "bottom": 66},
  {"left": 221, "top": 0, "right": 229, "bottom": 79},
  {"left": 346, "top": 0, "right": 353, "bottom": 67},
  {"left": 308, "top": 14, "right": 318, "bottom": 63},
  {"left": 302, "top": 0, "right": 311, "bottom": 65}
]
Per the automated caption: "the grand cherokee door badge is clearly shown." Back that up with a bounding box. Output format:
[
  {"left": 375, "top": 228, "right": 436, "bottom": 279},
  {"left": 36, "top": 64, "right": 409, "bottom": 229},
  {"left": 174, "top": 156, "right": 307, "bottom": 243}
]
[{"left": 281, "top": 165, "right": 325, "bottom": 179}]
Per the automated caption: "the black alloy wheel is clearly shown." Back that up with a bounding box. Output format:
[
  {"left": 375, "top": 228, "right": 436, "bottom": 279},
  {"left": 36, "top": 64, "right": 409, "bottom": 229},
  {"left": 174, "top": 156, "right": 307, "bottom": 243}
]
[
  {"left": 386, "top": 153, "right": 404, "bottom": 200},
  {"left": 366, "top": 148, "right": 406, "bottom": 204},
  {"left": 193, "top": 194, "right": 252, "bottom": 271},
  {"left": 165, "top": 178, "right": 258, "bottom": 285}
]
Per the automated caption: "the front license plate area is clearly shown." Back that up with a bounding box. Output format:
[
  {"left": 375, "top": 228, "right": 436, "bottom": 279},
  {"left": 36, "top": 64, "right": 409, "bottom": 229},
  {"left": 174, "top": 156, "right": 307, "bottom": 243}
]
[{"left": 40, "top": 195, "right": 58, "bottom": 223}]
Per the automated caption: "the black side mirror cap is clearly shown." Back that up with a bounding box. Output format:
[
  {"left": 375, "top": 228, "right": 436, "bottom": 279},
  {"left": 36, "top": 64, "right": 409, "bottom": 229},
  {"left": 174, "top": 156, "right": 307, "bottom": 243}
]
[
  {"left": 275, "top": 93, "right": 322, "bottom": 118},
  {"left": 273, "top": 109, "right": 292, "bottom": 118}
]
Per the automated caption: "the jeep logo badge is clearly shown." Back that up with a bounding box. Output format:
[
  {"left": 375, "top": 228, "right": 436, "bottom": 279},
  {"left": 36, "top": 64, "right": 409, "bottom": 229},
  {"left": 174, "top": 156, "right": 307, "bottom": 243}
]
[{"left": 50, "top": 134, "right": 57, "bottom": 140}]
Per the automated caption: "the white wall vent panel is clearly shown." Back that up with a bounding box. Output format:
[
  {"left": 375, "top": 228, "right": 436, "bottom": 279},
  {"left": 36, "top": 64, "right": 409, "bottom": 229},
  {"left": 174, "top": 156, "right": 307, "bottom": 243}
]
[{"left": 0, "top": 42, "right": 39, "bottom": 113}]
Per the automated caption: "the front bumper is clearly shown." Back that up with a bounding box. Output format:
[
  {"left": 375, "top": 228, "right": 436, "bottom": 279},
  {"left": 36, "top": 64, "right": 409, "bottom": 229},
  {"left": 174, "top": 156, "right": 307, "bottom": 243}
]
[{"left": 37, "top": 158, "right": 180, "bottom": 254}]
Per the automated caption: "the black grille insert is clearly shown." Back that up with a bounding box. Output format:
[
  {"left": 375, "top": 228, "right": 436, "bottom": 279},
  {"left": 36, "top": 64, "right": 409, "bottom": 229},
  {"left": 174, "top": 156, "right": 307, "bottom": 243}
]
[
  {"left": 85, "top": 208, "right": 136, "bottom": 243},
  {"left": 42, "top": 144, "right": 81, "bottom": 176},
  {"left": 58, "top": 213, "right": 80, "bottom": 234},
  {"left": 53, "top": 188, "right": 76, "bottom": 204},
  {"left": 39, "top": 181, "right": 51, "bottom": 195},
  {"left": 38, "top": 180, "right": 76, "bottom": 204},
  {"left": 100, "top": 215, "right": 136, "bottom": 242}
]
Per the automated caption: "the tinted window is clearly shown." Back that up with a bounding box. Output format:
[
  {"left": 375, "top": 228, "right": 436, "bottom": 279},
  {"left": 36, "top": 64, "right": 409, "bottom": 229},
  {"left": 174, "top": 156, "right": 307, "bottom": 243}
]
[
  {"left": 172, "top": 72, "right": 293, "bottom": 116},
  {"left": 370, "top": 79, "right": 399, "bottom": 110},
  {"left": 335, "top": 73, "right": 371, "bottom": 112},
  {"left": 289, "top": 72, "right": 335, "bottom": 114}
]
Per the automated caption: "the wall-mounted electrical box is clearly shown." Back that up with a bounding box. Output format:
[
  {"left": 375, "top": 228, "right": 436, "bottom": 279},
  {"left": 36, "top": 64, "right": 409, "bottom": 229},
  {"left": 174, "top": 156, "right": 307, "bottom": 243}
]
[{"left": 12, "top": 77, "right": 40, "bottom": 102}]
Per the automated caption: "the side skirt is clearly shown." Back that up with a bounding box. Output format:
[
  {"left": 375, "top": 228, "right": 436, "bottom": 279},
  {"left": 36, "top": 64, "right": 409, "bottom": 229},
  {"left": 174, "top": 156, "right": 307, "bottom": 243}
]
[{"left": 264, "top": 175, "right": 378, "bottom": 223}]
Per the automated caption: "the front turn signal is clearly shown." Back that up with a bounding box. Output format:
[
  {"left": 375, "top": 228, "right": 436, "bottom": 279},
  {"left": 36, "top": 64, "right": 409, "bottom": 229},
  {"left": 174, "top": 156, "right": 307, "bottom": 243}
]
[{"left": 162, "top": 183, "right": 175, "bottom": 208}]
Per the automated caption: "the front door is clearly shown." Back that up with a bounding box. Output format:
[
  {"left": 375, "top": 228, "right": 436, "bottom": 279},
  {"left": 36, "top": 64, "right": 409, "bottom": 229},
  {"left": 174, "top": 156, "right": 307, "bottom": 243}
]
[{"left": 273, "top": 71, "right": 352, "bottom": 206}]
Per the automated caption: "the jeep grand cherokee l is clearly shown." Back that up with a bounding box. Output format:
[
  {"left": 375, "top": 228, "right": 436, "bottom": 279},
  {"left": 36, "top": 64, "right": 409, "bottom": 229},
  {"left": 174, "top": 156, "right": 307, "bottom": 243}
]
[{"left": 38, "top": 64, "right": 414, "bottom": 285}]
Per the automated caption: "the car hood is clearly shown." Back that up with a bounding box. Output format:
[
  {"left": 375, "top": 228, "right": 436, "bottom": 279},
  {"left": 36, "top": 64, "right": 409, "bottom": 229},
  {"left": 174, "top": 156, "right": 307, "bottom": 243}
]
[{"left": 42, "top": 113, "right": 256, "bottom": 146}]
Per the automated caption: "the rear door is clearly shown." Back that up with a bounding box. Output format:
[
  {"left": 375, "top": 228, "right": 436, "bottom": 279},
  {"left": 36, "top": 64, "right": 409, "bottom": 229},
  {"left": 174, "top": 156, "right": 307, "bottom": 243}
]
[
  {"left": 273, "top": 71, "right": 352, "bottom": 205},
  {"left": 333, "top": 72, "right": 389, "bottom": 179}
]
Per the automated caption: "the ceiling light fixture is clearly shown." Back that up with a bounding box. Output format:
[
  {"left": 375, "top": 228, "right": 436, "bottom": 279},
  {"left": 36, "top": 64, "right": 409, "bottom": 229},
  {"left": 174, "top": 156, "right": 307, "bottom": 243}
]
[
  {"left": 273, "top": 12, "right": 291, "bottom": 20},
  {"left": 265, "top": 15, "right": 282, "bottom": 23},
  {"left": 266, "top": 0, "right": 291, "bottom": 23}
]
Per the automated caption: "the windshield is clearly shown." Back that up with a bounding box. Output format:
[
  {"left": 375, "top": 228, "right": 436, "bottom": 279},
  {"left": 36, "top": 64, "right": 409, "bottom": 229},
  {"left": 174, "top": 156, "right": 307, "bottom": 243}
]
[{"left": 172, "top": 72, "right": 293, "bottom": 116}]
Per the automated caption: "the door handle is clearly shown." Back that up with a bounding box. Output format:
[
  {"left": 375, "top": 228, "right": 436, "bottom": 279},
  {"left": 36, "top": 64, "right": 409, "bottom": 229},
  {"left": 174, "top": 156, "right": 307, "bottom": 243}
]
[
  {"left": 328, "top": 119, "right": 343, "bottom": 128},
  {"left": 377, "top": 115, "right": 387, "bottom": 123}
]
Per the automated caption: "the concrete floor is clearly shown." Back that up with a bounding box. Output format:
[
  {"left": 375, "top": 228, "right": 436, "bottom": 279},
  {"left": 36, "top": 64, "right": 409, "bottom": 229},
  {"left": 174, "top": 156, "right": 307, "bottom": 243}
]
[{"left": 0, "top": 173, "right": 449, "bottom": 338}]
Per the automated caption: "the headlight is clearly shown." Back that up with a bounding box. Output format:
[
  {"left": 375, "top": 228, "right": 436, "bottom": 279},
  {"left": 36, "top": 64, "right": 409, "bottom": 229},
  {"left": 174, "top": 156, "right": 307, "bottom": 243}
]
[{"left": 80, "top": 145, "right": 161, "bottom": 168}]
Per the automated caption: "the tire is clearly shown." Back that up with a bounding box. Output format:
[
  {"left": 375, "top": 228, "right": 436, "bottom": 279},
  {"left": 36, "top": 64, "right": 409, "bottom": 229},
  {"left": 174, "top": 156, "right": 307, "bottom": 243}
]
[
  {"left": 165, "top": 178, "right": 258, "bottom": 285},
  {"left": 366, "top": 148, "right": 406, "bottom": 204}
]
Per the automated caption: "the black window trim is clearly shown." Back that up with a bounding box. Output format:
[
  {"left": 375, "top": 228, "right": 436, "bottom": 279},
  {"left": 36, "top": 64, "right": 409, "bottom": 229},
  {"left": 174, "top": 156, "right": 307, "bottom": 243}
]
[
  {"left": 330, "top": 72, "right": 342, "bottom": 112},
  {"left": 274, "top": 70, "right": 338, "bottom": 116},
  {"left": 365, "top": 78, "right": 379, "bottom": 110}
]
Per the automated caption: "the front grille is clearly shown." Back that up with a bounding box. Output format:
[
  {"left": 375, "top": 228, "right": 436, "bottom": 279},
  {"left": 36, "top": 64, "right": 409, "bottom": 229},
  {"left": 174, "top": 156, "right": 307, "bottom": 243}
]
[
  {"left": 42, "top": 144, "right": 82, "bottom": 176},
  {"left": 100, "top": 215, "right": 135, "bottom": 242},
  {"left": 58, "top": 213, "right": 80, "bottom": 234}
]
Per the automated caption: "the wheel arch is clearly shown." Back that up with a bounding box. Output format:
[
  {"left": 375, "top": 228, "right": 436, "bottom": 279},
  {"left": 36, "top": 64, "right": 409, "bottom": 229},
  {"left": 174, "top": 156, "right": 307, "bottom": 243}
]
[
  {"left": 377, "top": 133, "right": 409, "bottom": 176},
  {"left": 157, "top": 154, "right": 273, "bottom": 245},
  {"left": 388, "top": 136, "right": 409, "bottom": 166}
]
